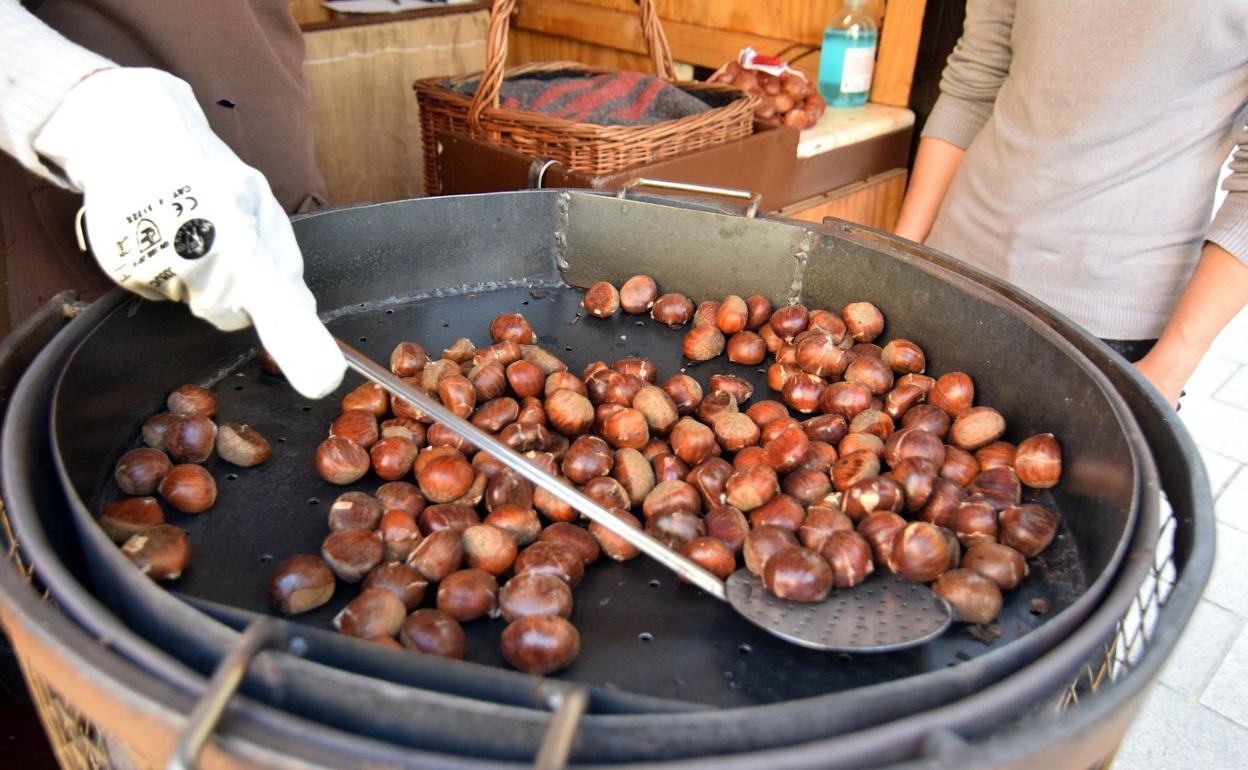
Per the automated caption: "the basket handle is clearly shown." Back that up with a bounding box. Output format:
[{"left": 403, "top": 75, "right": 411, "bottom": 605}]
[{"left": 467, "top": 0, "right": 677, "bottom": 132}]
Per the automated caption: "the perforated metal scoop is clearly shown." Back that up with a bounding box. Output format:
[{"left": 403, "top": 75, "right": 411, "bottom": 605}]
[{"left": 337, "top": 340, "right": 952, "bottom": 653}]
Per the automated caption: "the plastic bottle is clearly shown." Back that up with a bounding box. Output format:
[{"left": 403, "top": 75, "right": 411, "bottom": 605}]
[{"left": 817, "top": 0, "right": 878, "bottom": 108}]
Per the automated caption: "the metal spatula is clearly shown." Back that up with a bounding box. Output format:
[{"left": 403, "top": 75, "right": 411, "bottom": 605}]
[{"left": 336, "top": 340, "right": 952, "bottom": 653}]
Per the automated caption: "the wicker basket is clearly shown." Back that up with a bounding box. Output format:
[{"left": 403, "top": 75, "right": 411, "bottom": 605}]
[{"left": 414, "top": 0, "right": 758, "bottom": 195}]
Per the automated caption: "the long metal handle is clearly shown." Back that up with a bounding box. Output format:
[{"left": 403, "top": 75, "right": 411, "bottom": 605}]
[
  {"left": 336, "top": 339, "right": 729, "bottom": 601},
  {"left": 168, "top": 617, "right": 278, "bottom": 770},
  {"left": 616, "top": 178, "right": 763, "bottom": 218}
]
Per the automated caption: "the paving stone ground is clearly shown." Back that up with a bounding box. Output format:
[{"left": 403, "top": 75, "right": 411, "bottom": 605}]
[{"left": 1115, "top": 305, "right": 1248, "bottom": 769}]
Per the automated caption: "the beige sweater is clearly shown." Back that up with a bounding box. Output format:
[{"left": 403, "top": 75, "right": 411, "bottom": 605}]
[{"left": 923, "top": 0, "right": 1248, "bottom": 340}]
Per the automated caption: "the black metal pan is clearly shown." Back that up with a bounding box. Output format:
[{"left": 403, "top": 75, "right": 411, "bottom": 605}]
[{"left": 7, "top": 190, "right": 1151, "bottom": 762}]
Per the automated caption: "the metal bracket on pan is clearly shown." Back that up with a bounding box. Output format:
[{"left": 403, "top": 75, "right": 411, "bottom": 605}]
[
  {"left": 533, "top": 685, "right": 589, "bottom": 770},
  {"left": 168, "top": 617, "right": 281, "bottom": 770},
  {"left": 616, "top": 178, "right": 763, "bottom": 218},
  {"left": 528, "top": 159, "right": 563, "bottom": 189}
]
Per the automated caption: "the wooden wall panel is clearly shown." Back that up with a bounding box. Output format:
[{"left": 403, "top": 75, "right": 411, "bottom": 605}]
[
  {"left": 563, "top": 0, "right": 885, "bottom": 44},
  {"left": 302, "top": 10, "right": 489, "bottom": 203},
  {"left": 779, "top": 169, "right": 908, "bottom": 232},
  {"left": 870, "top": 0, "right": 926, "bottom": 107},
  {"left": 509, "top": 0, "right": 919, "bottom": 104},
  {"left": 508, "top": 29, "right": 655, "bottom": 73}
]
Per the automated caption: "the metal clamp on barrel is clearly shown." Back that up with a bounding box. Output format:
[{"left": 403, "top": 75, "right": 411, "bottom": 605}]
[
  {"left": 617, "top": 178, "right": 763, "bottom": 218},
  {"left": 168, "top": 617, "right": 281, "bottom": 770}
]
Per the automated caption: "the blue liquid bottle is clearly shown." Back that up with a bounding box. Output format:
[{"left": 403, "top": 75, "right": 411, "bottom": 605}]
[{"left": 818, "top": 0, "right": 878, "bottom": 108}]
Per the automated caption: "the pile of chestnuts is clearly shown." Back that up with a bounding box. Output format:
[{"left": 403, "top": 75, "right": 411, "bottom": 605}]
[
  {"left": 99, "top": 384, "right": 272, "bottom": 580},
  {"left": 575, "top": 276, "right": 1063, "bottom": 626},
  {"left": 707, "top": 60, "right": 826, "bottom": 129},
  {"left": 268, "top": 273, "right": 1063, "bottom": 677}
]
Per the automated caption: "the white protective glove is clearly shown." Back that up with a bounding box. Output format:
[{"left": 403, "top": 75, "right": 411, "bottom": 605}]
[{"left": 33, "top": 67, "right": 346, "bottom": 399}]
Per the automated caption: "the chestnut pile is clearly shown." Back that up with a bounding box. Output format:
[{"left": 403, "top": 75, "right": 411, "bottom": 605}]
[
  {"left": 266, "top": 273, "right": 1063, "bottom": 677},
  {"left": 577, "top": 277, "right": 1062, "bottom": 626},
  {"left": 708, "top": 62, "right": 826, "bottom": 129},
  {"left": 99, "top": 384, "right": 272, "bottom": 580}
]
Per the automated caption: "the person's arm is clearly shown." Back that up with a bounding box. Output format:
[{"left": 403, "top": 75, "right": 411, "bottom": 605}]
[
  {"left": 894, "top": 0, "right": 1016, "bottom": 242},
  {"left": 1134, "top": 117, "right": 1248, "bottom": 406},
  {"left": 894, "top": 138, "right": 966, "bottom": 243},
  {"left": 0, "top": 0, "right": 114, "bottom": 181},
  {"left": 0, "top": 1, "right": 345, "bottom": 398}
]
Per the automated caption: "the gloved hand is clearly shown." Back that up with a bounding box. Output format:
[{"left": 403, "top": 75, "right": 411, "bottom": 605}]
[{"left": 33, "top": 67, "right": 346, "bottom": 399}]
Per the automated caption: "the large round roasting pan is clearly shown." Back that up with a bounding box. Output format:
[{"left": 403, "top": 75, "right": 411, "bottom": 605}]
[{"left": 0, "top": 190, "right": 1198, "bottom": 768}]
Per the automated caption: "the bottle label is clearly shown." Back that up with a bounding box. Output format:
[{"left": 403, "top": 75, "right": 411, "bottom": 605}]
[{"left": 840, "top": 45, "right": 876, "bottom": 94}]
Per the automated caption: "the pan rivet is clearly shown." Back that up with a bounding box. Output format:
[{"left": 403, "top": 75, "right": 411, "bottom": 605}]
[
  {"left": 226, "top": 474, "right": 238, "bottom": 481},
  {"left": 648, "top": 579, "right": 660, "bottom": 588},
  {"left": 307, "top": 497, "right": 319, "bottom": 506},
  {"left": 639, "top": 632, "right": 653, "bottom": 642},
  {"left": 739, "top": 644, "right": 753, "bottom": 654}
]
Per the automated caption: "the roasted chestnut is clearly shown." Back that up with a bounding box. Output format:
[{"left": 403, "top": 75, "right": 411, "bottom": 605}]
[
  {"left": 588, "top": 508, "right": 643, "bottom": 561},
  {"left": 951, "top": 500, "right": 998, "bottom": 548},
  {"left": 694, "top": 300, "right": 721, "bottom": 327},
  {"left": 745, "top": 294, "right": 772, "bottom": 330},
  {"left": 417, "top": 451, "right": 475, "bottom": 503},
  {"left": 727, "top": 331, "right": 767, "bottom": 364},
  {"left": 681, "top": 536, "right": 737, "bottom": 580},
  {"left": 620, "top": 275, "right": 659, "bottom": 314},
  {"left": 902, "top": 403, "right": 951, "bottom": 438},
  {"left": 743, "top": 525, "right": 799, "bottom": 576},
  {"left": 489, "top": 313, "right": 536, "bottom": 344},
  {"left": 662, "top": 374, "right": 703, "bottom": 415},
  {"left": 538, "top": 522, "right": 601, "bottom": 565},
  {"left": 363, "top": 561, "right": 428, "bottom": 610},
  {"left": 795, "top": 332, "right": 850, "bottom": 377},
  {"left": 391, "top": 342, "right": 430, "bottom": 377},
  {"left": 598, "top": 406, "right": 650, "bottom": 449},
  {"left": 918, "top": 477, "right": 966, "bottom": 528},
  {"left": 768, "top": 304, "right": 809, "bottom": 340},
  {"left": 844, "top": 357, "right": 894, "bottom": 396},
  {"left": 114, "top": 447, "right": 172, "bottom": 495},
  {"left": 499, "top": 571, "right": 574, "bottom": 622},
  {"left": 725, "top": 463, "right": 779, "bottom": 511},
  {"left": 1015, "top": 433, "right": 1062, "bottom": 488},
  {"left": 929, "top": 372, "right": 975, "bottom": 417},
  {"left": 141, "top": 412, "right": 182, "bottom": 450},
  {"left": 418, "top": 502, "right": 481, "bottom": 535},
  {"left": 157, "top": 463, "right": 217, "bottom": 513},
  {"left": 645, "top": 509, "right": 705, "bottom": 549},
  {"left": 967, "top": 466, "right": 1022, "bottom": 510},
  {"left": 483, "top": 504, "right": 542, "bottom": 546},
  {"left": 406, "top": 528, "right": 464, "bottom": 581},
  {"left": 562, "top": 435, "right": 614, "bottom": 484},
  {"left": 842, "top": 302, "right": 884, "bottom": 342},
  {"left": 782, "top": 372, "right": 825, "bottom": 414},
  {"left": 881, "top": 339, "right": 926, "bottom": 374},
  {"left": 883, "top": 427, "right": 946, "bottom": 468},
  {"left": 335, "top": 587, "right": 406, "bottom": 638},
  {"left": 99, "top": 497, "right": 164, "bottom": 543},
  {"left": 932, "top": 568, "right": 1003, "bottom": 624},
  {"left": 121, "top": 525, "right": 191, "bottom": 581},
  {"left": 323, "top": 529, "right": 384, "bottom": 582},
  {"left": 749, "top": 493, "right": 805, "bottom": 532},
  {"left": 999, "top": 503, "right": 1059, "bottom": 557},
  {"left": 841, "top": 476, "right": 905, "bottom": 520},
  {"left": 819, "top": 531, "right": 875, "bottom": 588},
  {"left": 270, "top": 554, "right": 336, "bottom": 614},
  {"left": 342, "top": 381, "right": 390, "bottom": 416},
  {"left": 315, "top": 436, "right": 370, "bottom": 485},
  {"left": 400, "top": 609, "right": 466, "bottom": 659},
  {"left": 950, "top": 406, "right": 1007, "bottom": 451},
  {"left": 167, "top": 384, "right": 219, "bottom": 417},
  {"left": 858, "top": 511, "right": 906, "bottom": 569},
  {"left": 763, "top": 546, "right": 833, "bottom": 602},
  {"left": 164, "top": 414, "right": 217, "bottom": 464},
  {"left": 378, "top": 509, "right": 423, "bottom": 563},
  {"left": 683, "top": 324, "right": 725, "bottom": 361},
  {"left": 500, "top": 616, "right": 580, "bottom": 675},
  {"left": 831, "top": 449, "right": 881, "bottom": 492},
  {"left": 370, "top": 436, "right": 419, "bottom": 481},
  {"left": 328, "top": 491, "right": 384, "bottom": 532},
  {"left": 461, "top": 523, "right": 519, "bottom": 575},
  {"left": 437, "top": 568, "right": 500, "bottom": 622},
  {"left": 797, "top": 506, "right": 854, "bottom": 551},
  {"left": 514, "top": 541, "right": 585, "bottom": 587},
  {"left": 545, "top": 389, "right": 595, "bottom": 436},
  {"left": 669, "top": 417, "right": 716, "bottom": 466},
  {"left": 890, "top": 522, "right": 950, "bottom": 583},
  {"left": 216, "top": 423, "right": 271, "bottom": 467},
  {"left": 940, "top": 444, "right": 980, "bottom": 487},
  {"left": 641, "top": 479, "right": 702, "bottom": 519},
  {"left": 651, "top": 293, "right": 695, "bottom": 326},
  {"left": 376, "top": 481, "right": 427, "bottom": 516},
  {"left": 962, "top": 542, "right": 1028, "bottom": 590},
  {"left": 716, "top": 295, "right": 749, "bottom": 334},
  {"left": 583, "top": 281, "right": 621, "bottom": 317}
]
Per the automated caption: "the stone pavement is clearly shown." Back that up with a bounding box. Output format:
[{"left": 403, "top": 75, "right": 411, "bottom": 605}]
[{"left": 1114, "top": 304, "right": 1248, "bottom": 768}]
